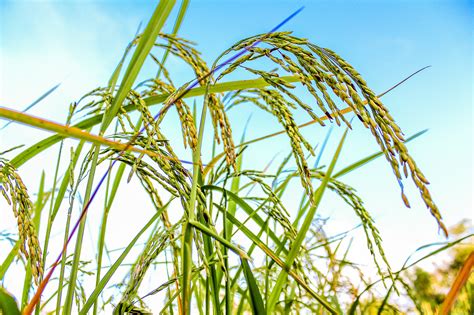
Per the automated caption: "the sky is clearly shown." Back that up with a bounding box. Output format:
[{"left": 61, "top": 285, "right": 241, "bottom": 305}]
[{"left": 0, "top": 0, "right": 472, "bottom": 311}]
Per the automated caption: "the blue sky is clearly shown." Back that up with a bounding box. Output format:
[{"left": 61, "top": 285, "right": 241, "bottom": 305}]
[{"left": 0, "top": 0, "right": 472, "bottom": 307}]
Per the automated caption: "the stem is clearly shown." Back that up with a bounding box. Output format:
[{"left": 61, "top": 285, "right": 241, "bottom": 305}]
[{"left": 182, "top": 90, "right": 209, "bottom": 315}]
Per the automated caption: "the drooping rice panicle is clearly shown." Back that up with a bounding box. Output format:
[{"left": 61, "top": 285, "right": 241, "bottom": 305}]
[{"left": 0, "top": 158, "right": 43, "bottom": 285}]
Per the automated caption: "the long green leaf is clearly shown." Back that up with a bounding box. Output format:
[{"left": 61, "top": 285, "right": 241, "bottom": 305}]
[
  {"left": 94, "top": 163, "right": 126, "bottom": 315},
  {"left": 101, "top": 0, "right": 176, "bottom": 131},
  {"left": 218, "top": 207, "right": 337, "bottom": 314},
  {"left": 267, "top": 128, "right": 349, "bottom": 314},
  {"left": 156, "top": 0, "right": 189, "bottom": 78},
  {"left": 333, "top": 129, "right": 428, "bottom": 178},
  {"left": 79, "top": 203, "right": 168, "bottom": 314},
  {"left": 10, "top": 75, "right": 302, "bottom": 169},
  {"left": 63, "top": 146, "right": 101, "bottom": 314},
  {"left": 0, "top": 241, "right": 20, "bottom": 280},
  {"left": 1, "top": 82, "right": 60, "bottom": 130},
  {"left": 201, "top": 185, "right": 287, "bottom": 254},
  {"left": 108, "top": 23, "right": 143, "bottom": 89},
  {"left": 188, "top": 220, "right": 248, "bottom": 258},
  {"left": 241, "top": 258, "right": 266, "bottom": 315},
  {"left": 0, "top": 287, "right": 20, "bottom": 315},
  {"left": 0, "top": 107, "right": 160, "bottom": 158}
]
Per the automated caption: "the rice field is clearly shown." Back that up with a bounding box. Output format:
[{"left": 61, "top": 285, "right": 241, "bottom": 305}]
[{"left": 0, "top": 1, "right": 472, "bottom": 314}]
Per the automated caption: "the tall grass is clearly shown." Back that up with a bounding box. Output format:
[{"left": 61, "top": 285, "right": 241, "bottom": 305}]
[{"left": 0, "top": 1, "right": 472, "bottom": 314}]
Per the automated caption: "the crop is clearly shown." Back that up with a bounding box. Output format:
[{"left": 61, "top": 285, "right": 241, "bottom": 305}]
[{"left": 0, "top": 1, "right": 472, "bottom": 314}]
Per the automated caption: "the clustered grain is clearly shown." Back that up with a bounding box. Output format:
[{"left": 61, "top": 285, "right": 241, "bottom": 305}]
[{"left": 0, "top": 158, "right": 43, "bottom": 284}]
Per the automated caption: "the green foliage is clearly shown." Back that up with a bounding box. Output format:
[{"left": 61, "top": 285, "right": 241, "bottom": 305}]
[
  {"left": 0, "top": 2, "right": 469, "bottom": 315},
  {"left": 0, "top": 287, "right": 20, "bottom": 315}
]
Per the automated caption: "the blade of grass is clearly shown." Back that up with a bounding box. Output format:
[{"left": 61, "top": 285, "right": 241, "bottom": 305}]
[
  {"left": 0, "top": 107, "right": 162, "bottom": 159},
  {"left": 0, "top": 241, "right": 20, "bottom": 280},
  {"left": 62, "top": 145, "right": 101, "bottom": 315},
  {"left": 201, "top": 185, "right": 287, "bottom": 253},
  {"left": 241, "top": 258, "right": 266, "bottom": 314},
  {"left": 108, "top": 22, "right": 143, "bottom": 90},
  {"left": 222, "top": 120, "right": 248, "bottom": 314},
  {"left": 9, "top": 75, "right": 302, "bottom": 169},
  {"left": 188, "top": 220, "right": 248, "bottom": 258},
  {"left": 42, "top": 138, "right": 85, "bottom": 280},
  {"left": 1, "top": 82, "right": 60, "bottom": 130},
  {"left": 197, "top": 212, "right": 221, "bottom": 313},
  {"left": 218, "top": 207, "right": 337, "bottom": 314},
  {"left": 79, "top": 201, "right": 170, "bottom": 314},
  {"left": 333, "top": 129, "right": 428, "bottom": 178},
  {"left": 314, "top": 126, "right": 333, "bottom": 169},
  {"left": 156, "top": 0, "right": 189, "bottom": 78},
  {"left": 181, "top": 77, "right": 210, "bottom": 315},
  {"left": 101, "top": 0, "right": 176, "bottom": 131},
  {"left": 0, "top": 287, "right": 20, "bottom": 315},
  {"left": 224, "top": 217, "right": 269, "bottom": 310},
  {"left": 38, "top": 133, "right": 67, "bottom": 314},
  {"left": 267, "top": 128, "right": 349, "bottom": 314},
  {"left": 226, "top": 118, "right": 249, "bottom": 239},
  {"left": 54, "top": 146, "right": 83, "bottom": 314},
  {"left": 93, "top": 163, "right": 126, "bottom": 315}
]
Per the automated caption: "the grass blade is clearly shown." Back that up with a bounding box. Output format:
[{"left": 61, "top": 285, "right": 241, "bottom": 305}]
[
  {"left": 156, "top": 0, "right": 189, "bottom": 78},
  {"left": 108, "top": 23, "right": 142, "bottom": 89},
  {"left": 241, "top": 258, "right": 266, "bottom": 314},
  {"left": 188, "top": 220, "right": 248, "bottom": 258},
  {"left": 0, "top": 287, "right": 20, "bottom": 315},
  {"left": 217, "top": 207, "right": 337, "bottom": 314},
  {"left": 79, "top": 202, "right": 169, "bottom": 314},
  {"left": 333, "top": 129, "right": 428, "bottom": 178},
  {"left": 101, "top": 0, "right": 176, "bottom": 131},
  {"left": 94, "top": 163, "right": 126, "bottom": 315},
  {"left": 9, "top": 75, "right": 302, "bottom": 169},
  {"left": 0, "top": 107, "right": 161, "bottom": 158},
  {"left": 201, "top": 185, "right": 287, "bottom": 253},
  {"left": 1, "top": 82, "right": 60, "bottom": 130},
  {"left": 0, "top": 241, "right": 20, "bottom": 280},
  {"left": 267, "top": 128, "right": 349, "bottom": 313}
]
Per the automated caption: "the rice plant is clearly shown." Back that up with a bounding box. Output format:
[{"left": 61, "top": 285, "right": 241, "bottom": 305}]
[{"left": 0, "top": 1, "right": 472, "bottom": 314}]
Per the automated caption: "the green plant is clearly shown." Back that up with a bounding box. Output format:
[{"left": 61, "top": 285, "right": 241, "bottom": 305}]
[{"left": 0, "top": 1, "right": 469, "bottom": 314}]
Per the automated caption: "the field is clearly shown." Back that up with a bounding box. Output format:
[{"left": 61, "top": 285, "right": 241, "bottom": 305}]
[{"left": 0, "top": 1, "right": 472, "bottom": 314}]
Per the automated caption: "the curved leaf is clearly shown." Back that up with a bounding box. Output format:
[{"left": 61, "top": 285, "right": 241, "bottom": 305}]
[{"left": 0, "top": 287, "right": 20, "bottom": 315}]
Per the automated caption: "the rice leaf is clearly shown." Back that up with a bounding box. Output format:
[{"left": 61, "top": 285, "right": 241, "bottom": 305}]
[
  {"left": 10, "top": 75, "right": 303, "bottom": 169},
  {"left": 0, "top": 82, "right": 60, "bottom": 130},
  {"left": 267, "top": 128, "right": 349, "bottom": 313},
  {"left": 0, "top": 107, "right": 160, "bottom": 158},
  {"left": 79, "top": 201, "right": 170, "bottom": 314},
  {"left": 333, "top": 129, "right": 428, "bottom": 178},
  {"left": 0, "top": 287, "right": 20, "bottom": 315},
  {"left": 101, "top": 0, "right": 176, "bottom": 131},
  {"left": 241, "top": 258, "right": 266, "bottom": 315}
]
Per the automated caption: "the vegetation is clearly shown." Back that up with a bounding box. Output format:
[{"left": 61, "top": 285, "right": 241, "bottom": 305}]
[{"left": 0, "top": 1, "right": 472, "bottom": 314}]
